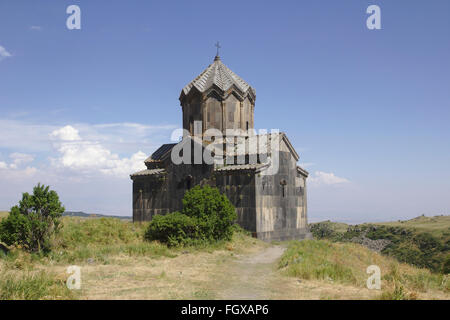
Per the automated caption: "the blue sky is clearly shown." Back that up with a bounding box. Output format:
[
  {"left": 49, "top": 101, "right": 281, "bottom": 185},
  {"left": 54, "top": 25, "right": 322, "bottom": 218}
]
[{"left": 0, "top": 0, "right": 449, "bottom": 223}]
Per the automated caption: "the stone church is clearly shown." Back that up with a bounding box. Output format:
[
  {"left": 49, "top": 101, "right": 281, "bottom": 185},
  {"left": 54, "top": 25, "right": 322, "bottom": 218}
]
[{"left": 130, "top": 54, "right": 311, "bottom": 241}]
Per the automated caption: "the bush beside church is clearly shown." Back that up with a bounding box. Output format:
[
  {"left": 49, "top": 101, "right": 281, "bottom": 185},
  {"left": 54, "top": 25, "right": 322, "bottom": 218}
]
[{"left": 145, "top": 185, "right": 237, "bottom": 246}]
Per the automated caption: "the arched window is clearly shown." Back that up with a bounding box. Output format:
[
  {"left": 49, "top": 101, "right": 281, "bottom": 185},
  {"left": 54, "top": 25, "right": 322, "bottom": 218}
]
[
  {"left": 280, "top": 179, "right": 287, "bottom": 197},
  {"left": 189, "top": 116, "right": 194, "bottom": 135},
  {"left": 186, "top": 175, "right": 193, "bottom": 190}
]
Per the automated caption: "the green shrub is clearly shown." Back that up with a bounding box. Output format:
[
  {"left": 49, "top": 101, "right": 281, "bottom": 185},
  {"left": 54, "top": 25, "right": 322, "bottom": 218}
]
[
  {"left": 309, "top": 222, "right": 336, "bottom": 239},
  {"left": 181, "top": 185, "right": 237, "bottom": 241},
  {"left": 145, "top": 185, "right": 237, "bottom": 246},
  {"left": 145, "top": 212, "right": 198, "bottom": 247},
  {"left": 368, "top": 226, "right": 447, "bottom": 273},
  {"left": 310, "top": 222, "right": 449, "bottom": 274},
  {"left": 0, "top": 183, "right": 64, "bottom": 253}
]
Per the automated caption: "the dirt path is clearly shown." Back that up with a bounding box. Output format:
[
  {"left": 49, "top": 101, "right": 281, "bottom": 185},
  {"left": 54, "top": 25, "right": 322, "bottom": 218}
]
[
  {"left": 49, "top": 241, "right": 381, "bottom": 300},
  {"left": 216, "top": 245, "right": 287, "bottom": 300},
  {"left": 211, "top": 244, "right": 380, "bottom": 300}
]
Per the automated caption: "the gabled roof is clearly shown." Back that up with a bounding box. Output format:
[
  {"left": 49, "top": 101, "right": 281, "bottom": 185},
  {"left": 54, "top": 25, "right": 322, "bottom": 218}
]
[
  {"left": 130, "top": 168, "right": 165, "bottom": 178},
  {"left": 136, "top": 132, "right": 302, "bottom": 176},
  {"left": 257, "top": 132, "right": 300, "bottom": 162},
  {"left": 180, "top": 56, "right": 255, "bottom": 102},
  {"left": 208, "top": 132, "right": 300, "bottom": 162},
  {"left": 297, "top": 166, "right": 309, "bottom": 177},
  {"left": 143, "top": 137, "right": 208, "bottom": 167},
  {"left": 215, "top": 162, "right": 269, "bottom": 172},
  {"left": 144, "top": 143, "right": 177, "bottom": 163}
]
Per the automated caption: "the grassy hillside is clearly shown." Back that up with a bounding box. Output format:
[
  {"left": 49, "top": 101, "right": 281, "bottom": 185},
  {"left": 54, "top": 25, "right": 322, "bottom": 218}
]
[
  {"left": 375, "top": 215, "right": 450, "bottom": 238},
  {"left": 311, "top": 214, "right": 450, "bottom": 233},
  {"left": 310, "top": 215, "right": 450, "bottom": 274},
  {"left": 1, "top": 215, "right": 449, "bottom": 300},
  {"left": 63, "top": 211, "right": 131, "bottom": 220},
  {"left": 279, "top": 240, "right": 449, "bottom": 300},
  {"left": 0, "top": 216, "right": 260, "bottom": 299},
  {"left": 1, "top": 210, "right": 131, "bottom": 221}
]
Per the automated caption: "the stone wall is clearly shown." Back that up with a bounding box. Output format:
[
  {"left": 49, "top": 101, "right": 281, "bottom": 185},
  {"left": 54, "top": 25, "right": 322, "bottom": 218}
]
[
  {"left": 132, "top": 161, "right": 214, "bottom": 222},
  {"left": 254, "top": 148, "right": 310, "bottom": 241},
  {"left": 214, "top": 170, "right": 257, "bottom": 232},
  {"left": 132, "top": 137, "right": 311, "bottom": 241},
  {"left": 181, "top": 91, "right": 255, "bottom": 136}
]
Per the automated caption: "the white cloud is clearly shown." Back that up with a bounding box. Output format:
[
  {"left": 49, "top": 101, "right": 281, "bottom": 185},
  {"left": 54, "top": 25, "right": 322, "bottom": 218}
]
[
  {"left": 0, "top": 119, "right": 176, "bottom": 154},
  {"left": 30, "top": 26, "right": 42, "bottom": 31},
  {"left": 100, "top": 151, "right": 147, "bottom": 177},
  {"left": 0, "top": 152, "right": 35, "bottom": 171},
  {"left": 0, "top": 120, "right": 175, "bottom": 179},
  {"left": 0, "top": 164, "right": 37, "bottom": 178},
  {"left": 20, "top": 166, "right": 37, "bottom": 176},
  {"left": 0, "top": 45, "right": 12, "bottom": 61},
  {"left": 309, "top": 171, "right": 350, "bottom": 186},
  {"left": 10, "top": 152, "right": 34, "bottom": 165},
  {"left": 51, "top": 125, "right": 81, "bottom": 141},
  {"left": 0, "top": 119, "right": 175, "bottom": 212},
  {"left": 50, "top": 125, "right": 147, "bottom": 178}
]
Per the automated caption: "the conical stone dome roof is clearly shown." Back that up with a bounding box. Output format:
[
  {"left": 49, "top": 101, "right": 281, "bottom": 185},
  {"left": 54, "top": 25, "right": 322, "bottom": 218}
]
[{"left": 180, "top": 56, "right": 255, "bottom": 102}]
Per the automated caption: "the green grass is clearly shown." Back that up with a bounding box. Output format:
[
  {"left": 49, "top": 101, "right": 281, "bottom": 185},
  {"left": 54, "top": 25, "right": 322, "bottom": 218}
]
[
  {"left": 43, "top": 217, "right": 178, "bottom": 264},
  {"left": 2, "top": 213, "right": 448, "bottom": 300},
  {"left": 49, "top": 217, "right": 253, "bottom": 263},
  {"left": 0, "top": 270, "right": 76, "bottom": 300},
  {"left": 310, "top": 220, "right": 349, "bottom": 233},
  {"left": 59, "top": 216, "right": 146, "bottom": 246},
  {"left": 0, "top": 215, "right": 259, "bottom": 300},
  {"left": 375, "top": 215, "right": 450, "bottom": 238},
  {"left": 309, "top": 215, "right": 450, "bottom": 274},
  {"left": 280, "top": 239, "right": 449, "bottom": 299},
  {"left": 2, "top": 216, "right": 255, "bottom": 266},
  {"left": 279, "top": 240, "right": 357, "bottom": 285},
  {"left": 312, "top": 214, "right": 450, "bottom": 235}
]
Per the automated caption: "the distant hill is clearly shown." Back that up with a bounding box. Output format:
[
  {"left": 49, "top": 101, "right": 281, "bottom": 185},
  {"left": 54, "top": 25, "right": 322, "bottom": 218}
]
[
  {"left": 63, "top": 211, "right": 132, "bottom": 220},
  {"left": 0, "top": 211, "right": 8, "bottom": 220},
  {"left": 373, "top": 214, "right": 450, "bottom": 238}
]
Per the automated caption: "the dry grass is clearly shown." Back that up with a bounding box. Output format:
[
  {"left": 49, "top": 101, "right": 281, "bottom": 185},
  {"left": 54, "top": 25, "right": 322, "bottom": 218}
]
[
  {"left": 0, "top": 218, "right": 266, "bottom": 300},
  {"left": 0, "top": 211, "right": 8, "bottom": 221},
  {"left": 279, "top": 240, "right": 449, "bottom": 300},
  {"left": 1, "top": 216, "right": 448, "bottom": 300}
]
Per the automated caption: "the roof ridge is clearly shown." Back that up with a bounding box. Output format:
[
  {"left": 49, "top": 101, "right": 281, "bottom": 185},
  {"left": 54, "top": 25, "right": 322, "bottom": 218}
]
[{"left": 181, "top": 58, "right": 255, "bottom": 99}]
